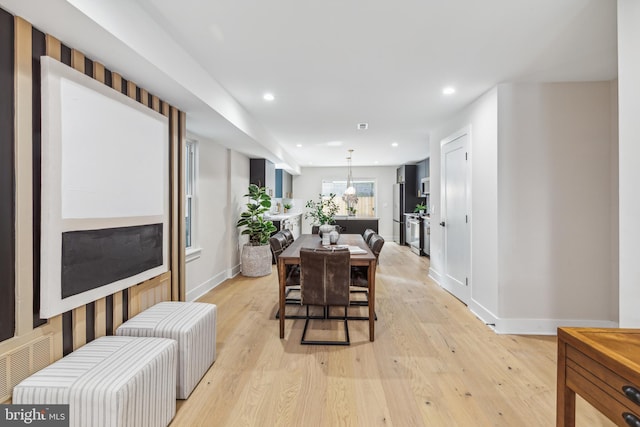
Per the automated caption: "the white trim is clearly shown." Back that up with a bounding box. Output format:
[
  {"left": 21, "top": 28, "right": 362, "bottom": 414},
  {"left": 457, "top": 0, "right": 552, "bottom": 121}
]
[
  {"left": 428, "top": 267, "right": 443, "bottom": 286},
  {"left": 439, "top": 125, "right": 472, "bottom": 304},
  {"left": 185, "top": 247, "right": 201, "bottom": 263},
  {"left": 440, "top": 125, "right": 471, "bottom": 147},
  {"left": 494, "top": 318, "right": 618, "bottom": 335},
  {"left": 468, "top": 299, "right": 498, "bottom": 326},
  {"left": 228, "top": 264, "right": 241, "bottom": 279},
  {"left": 186, "top": 269, "right": 227, "bottom": 302},
  {"left": 185, "top": 139, "right": 198, "bottom": 250}
]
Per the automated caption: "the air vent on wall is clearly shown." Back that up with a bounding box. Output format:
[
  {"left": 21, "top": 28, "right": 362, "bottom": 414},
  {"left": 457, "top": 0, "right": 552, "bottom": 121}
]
[
  {"left": 0, "top": 334, "right": 53, "bottom": 402},
  {"left": 357, "top": 123, "right": 368, "bottom": 130}
]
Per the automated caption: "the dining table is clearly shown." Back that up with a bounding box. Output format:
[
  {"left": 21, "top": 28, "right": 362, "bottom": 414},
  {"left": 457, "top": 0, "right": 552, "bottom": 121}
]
[{"left": 277, "top": 233, "right": 378, "bottom": 342}]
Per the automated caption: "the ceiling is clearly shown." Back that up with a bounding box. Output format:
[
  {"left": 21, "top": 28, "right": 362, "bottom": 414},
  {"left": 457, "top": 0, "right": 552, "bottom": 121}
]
[{"left": 0, "top": 0, "right": 617, "bottom": 172}]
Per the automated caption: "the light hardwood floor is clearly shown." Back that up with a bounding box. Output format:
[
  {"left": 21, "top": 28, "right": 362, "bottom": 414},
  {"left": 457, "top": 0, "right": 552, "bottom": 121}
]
[{"left": 174, "top": 242, "right": 614, "bottom": 426}]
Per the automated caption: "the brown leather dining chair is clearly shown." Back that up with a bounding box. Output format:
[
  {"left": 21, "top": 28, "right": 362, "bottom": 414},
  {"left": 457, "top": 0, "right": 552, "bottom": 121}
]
[
  {"left": 362, "top": 228, "right": 376, "bottom": 245},
  {"left": 350, "top": 234, "right": 384, "bottom": 320},
  {"left": 281, "top": 228, "right": 295, "bottom": 246},
  {"left": 299, "top": 247, "right": 351, "bottom": 345},
  {"left": 269, "top": 232, "right": 302, "bottom": 319}
]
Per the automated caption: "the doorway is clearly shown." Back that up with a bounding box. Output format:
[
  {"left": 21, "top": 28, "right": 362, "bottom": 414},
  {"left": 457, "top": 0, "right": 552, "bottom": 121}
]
[{"left": 440, "top": 128, "right": 470, "bottom": 304}]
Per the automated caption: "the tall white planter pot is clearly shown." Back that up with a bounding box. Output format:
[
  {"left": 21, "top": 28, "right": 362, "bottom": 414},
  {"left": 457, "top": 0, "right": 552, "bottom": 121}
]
[{"left": 241, "top": 244, "right": 272, "bottom": 277}]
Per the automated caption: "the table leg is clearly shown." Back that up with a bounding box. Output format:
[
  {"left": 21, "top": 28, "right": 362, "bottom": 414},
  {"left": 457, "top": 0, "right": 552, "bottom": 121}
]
[
  {"left": 368, "top": 259, "right": 376, "bottom": 342},
  {"left": 278, "top": 258, "right": 286, "bottom": 339},
  {"left": 557, "top": 337, "right": 575, "bottom": 427}
]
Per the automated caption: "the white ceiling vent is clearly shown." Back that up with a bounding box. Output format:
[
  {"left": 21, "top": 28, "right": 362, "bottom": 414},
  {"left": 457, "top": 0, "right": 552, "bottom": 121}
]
[{"left": 357, "top": 123, "right": 368, "bottom": 130}]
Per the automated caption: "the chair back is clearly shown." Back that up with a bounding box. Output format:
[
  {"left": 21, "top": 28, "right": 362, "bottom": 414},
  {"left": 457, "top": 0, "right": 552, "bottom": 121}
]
[
  {"left": 300, "top": 248, "right": 350, "bottom": 307},
  {"left": 362, "top": 228, "right": 375, "bottom": 244},
  {"left": 368, "top": 234, "right": 385, "bottom": 261},
  {"left": 281, "top": 229, "right": 295, "bottom": 245},
  {"left": 269, "top": 232, "right": 289, "bottom": 262}
]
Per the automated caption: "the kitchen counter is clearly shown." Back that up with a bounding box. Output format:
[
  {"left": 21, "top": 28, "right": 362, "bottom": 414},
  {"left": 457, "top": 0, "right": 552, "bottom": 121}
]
[
  {"left": 333, "top": 216, "right": 380, "bottom": 220},
  {"left": 264, "top": 212, "right": 302, "bottom": 220}
]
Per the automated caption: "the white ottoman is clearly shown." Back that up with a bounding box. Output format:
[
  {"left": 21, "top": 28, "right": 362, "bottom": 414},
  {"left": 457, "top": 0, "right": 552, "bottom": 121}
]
[
  {"left": 116, "top": 301, "right": 217, "bottom": 399},
  {"left": 13, "top": 336, "right": 177, "bottom": 427}
]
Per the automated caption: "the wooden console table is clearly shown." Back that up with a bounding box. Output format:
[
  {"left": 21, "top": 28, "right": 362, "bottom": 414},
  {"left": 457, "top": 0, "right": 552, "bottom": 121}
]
[{"left": 557, "top": 327, "right": 640, "bottom": 427}]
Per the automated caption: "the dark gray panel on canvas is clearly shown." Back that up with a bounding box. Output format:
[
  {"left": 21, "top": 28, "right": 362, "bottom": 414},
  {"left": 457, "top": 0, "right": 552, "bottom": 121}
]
[{"left": 61, "top": 224, "right": 163, "bottom": 298}]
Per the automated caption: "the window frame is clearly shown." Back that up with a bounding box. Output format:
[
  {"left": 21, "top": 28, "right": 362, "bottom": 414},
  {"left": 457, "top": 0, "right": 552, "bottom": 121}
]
[
  {"left": 321, "top": 177, "right": 377, "bottom": 217},
  {"left": 185, "top": 139, "right": 200, "bottom": 261}
]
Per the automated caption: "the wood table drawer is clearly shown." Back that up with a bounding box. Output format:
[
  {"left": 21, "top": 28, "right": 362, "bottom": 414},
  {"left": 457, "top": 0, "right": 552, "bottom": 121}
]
[
  {"left": 557, "top": 328, "right": 640, "bottom": 427},
  {"left": 566, "top": 346, "right": 640, "bottom": 426},
  {"left": 567, "top": 346, "right": 640, "bottom": 411}
]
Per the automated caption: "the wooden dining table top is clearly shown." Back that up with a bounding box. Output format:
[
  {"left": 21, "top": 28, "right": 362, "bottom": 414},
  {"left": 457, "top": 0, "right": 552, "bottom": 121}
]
[
  {"left": 278, "top": 233, "right": 376, "bottom": 265},
  {"left": 277, "top": 233, "right": 378, "bottom": 341}
]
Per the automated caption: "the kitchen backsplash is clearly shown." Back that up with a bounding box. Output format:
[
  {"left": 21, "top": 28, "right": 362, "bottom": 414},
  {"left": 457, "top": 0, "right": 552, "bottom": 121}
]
[{"left": 270, "top": 198, "right": 305, "bottom": 214}]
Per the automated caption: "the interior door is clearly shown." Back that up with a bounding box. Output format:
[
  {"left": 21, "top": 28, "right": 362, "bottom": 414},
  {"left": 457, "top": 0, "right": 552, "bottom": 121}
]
[{"left": 440, "top": 131, "right": 469, "bottom": 303}]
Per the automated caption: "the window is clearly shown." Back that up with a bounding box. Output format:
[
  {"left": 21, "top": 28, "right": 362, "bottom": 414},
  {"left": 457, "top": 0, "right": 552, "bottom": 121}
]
[
  {"left": 321, "top": 179, "right": 376, "bottom": 217},
  {"left": 185, "top": 140, "right": 196, "bottom": 249}
]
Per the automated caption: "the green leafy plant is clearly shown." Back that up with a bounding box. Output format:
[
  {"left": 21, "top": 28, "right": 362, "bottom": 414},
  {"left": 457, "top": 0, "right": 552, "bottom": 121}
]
[
  {"left": 236, "top": 184, "right": 277, "bottom": 245},
  {"left": 283, "top": 203, "right": 292, "bottom": 210},
  {"left": 305, "top": 193, "right": 339, "bottom": 225},
  {"left": 414, "top": 202, "right": 427, "bottom": 213}
]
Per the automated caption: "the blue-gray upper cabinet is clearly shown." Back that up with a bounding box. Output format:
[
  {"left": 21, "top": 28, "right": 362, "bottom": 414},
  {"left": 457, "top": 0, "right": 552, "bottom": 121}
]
[
  {"left": 275, "top": 169, "right": 293, "bottom": 198},
  {"left": 250, "top": 159, "right": 276, "bottom": 197}
]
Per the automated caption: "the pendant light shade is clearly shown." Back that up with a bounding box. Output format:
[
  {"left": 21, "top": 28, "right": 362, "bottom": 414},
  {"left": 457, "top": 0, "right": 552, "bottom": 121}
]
[{"left": 343, "top": 149, "right": 358, "bottom": 209}]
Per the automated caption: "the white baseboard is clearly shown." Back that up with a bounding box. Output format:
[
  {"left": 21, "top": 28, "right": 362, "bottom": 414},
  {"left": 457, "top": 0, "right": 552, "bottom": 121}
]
[
  {"left": 494, "top": 318, "right": 618, "bottom": 335},
  {"left": 228, "top": 264, "right": 241, "bottom": 279},
  {"left": 428, "top": 267, "right": 442, "bottom": 285},
  {"left": 429, "top": 268, "right": 617, "bottom": 335},
  {"left": 186, "top": 269, "right": 228, "bottom": 302},
  {"left": 468, "top": 300, "right": 498, "bottom": 326}
]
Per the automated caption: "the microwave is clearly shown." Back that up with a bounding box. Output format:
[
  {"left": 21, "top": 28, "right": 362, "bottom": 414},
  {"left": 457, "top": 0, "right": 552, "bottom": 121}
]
[{"left": 420, "top": 177, "right": 430, "bottom": 196}]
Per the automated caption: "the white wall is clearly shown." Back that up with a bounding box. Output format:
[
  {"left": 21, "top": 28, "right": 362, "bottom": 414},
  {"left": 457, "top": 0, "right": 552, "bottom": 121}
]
[
  {"left": 185, "top": 134, "right": 248, "bottom": 301},
  {"left": 429, "top": 82, "right": 617, "bottom": 334},
  {"left": 292, "top": 166, "right": 397, "bottom": 240},
  {"left": 618, "top": 0, "right": 640, "bottom": 327},
  {"left": 497, "top": 82, "right": 616, "bottom": 333},
  {"left": 429, "top": 88, "right": 500, "bottom": 321}
]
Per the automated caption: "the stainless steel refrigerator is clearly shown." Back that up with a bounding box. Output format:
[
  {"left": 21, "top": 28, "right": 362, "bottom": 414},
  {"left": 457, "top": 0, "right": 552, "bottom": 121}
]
[{"left": 393, "top": 183, "right": 404, "bottom": 244}]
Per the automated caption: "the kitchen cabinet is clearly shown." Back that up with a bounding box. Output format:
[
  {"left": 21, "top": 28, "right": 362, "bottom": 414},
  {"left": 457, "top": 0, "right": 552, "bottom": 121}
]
[
  {"left": 333, "top": 218, "right": 379, "bottom": 235},
  {"left": 397, "top": 164, "right": 418, "bottom": 197},
  {"left": 416, "top": 158, "right": 430, "bottom": 197},
  {"left": 250, "top": 159, "right": 275, "bottom": 197},
  {"left": 275, "top": 169, "right": 293, "bottom": 198}
]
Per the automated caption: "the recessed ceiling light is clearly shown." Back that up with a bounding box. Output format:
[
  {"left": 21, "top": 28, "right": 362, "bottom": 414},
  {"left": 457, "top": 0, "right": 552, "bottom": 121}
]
[
  {"left": 296, "top": 144, "right": 302, "bottom": 148},
  {"left": 374, "top": 161, "right": 379, "bottom": 165},
  {"left": 442, "top": 86, "right": 456, "bottom": 95},
  {"left": 357, "top": 123, "right": 368, "bottom": 130},
  {"left": 391, "top": 142, "right": 398, "bottom": 147},
  {"left": 326, "top": 140, "right": 343, "bottom": 147},
  {"left": 263, "top": 93, "right": 275, "bottom": 101}
]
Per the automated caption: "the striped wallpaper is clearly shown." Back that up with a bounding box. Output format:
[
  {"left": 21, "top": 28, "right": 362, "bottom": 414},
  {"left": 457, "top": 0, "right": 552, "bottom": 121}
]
[
  {"left": 0, "top": 6, "right": 186, "bottom": 367},
  {"left": 0, "top": 7, "right": 15, "bottom": 343}
]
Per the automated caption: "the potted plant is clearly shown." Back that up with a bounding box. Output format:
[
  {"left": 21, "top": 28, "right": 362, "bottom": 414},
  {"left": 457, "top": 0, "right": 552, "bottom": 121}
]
[
  {"left": 283, "top": 202, "right": 292, "bottom": 213},
  {"left": 414, "top": 202, "right": 427, "bottom": 214},
  {"left": 236, "top": 184, "right": 277, "bottom": 277},
  {"left": 305, "top": 193, "right": 339, "bottom": 237}
]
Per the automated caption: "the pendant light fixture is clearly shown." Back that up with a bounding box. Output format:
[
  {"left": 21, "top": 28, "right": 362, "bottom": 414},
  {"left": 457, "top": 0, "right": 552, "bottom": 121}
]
[{"left": 343, "top": 149, "right": 358, "bottom": 214}]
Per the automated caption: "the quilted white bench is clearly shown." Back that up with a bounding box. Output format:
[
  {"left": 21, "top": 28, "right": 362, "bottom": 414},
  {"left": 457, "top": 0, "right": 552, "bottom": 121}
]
[
  {"left": 116, "top": 301, "right": 217, "bottom": 399},
  {"left": 13, "top": 336, "right": 177, "bottom": 427}
]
